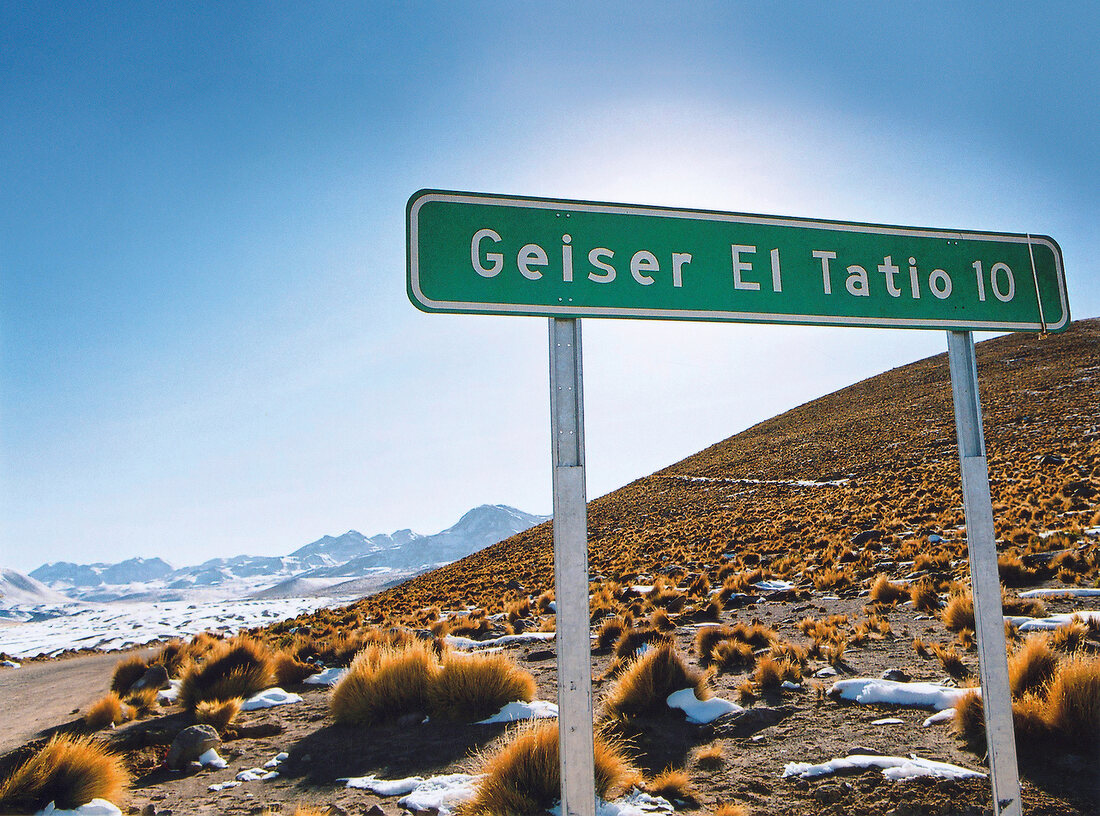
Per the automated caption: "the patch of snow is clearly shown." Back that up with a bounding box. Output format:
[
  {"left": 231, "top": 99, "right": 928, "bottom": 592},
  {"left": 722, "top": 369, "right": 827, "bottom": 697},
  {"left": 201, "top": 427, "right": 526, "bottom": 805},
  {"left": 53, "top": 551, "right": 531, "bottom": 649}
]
[
  {"left": 0, "top": 596, "right": 334, "bottom": 659},
  {"left": 781, "top": 680, "right": 802, "bottom": 691},
  {"left": 263, "top": 752, "right": 289, "bottom": 769},
  {"left": 1018, "top": 588, "right": 1100, "bottom": 598},
  {"left": 304, "top": 666, "right": 347, "bottom": 685},
  {"left": 1, "top": 659, "right": 20, "bottom": 668},
  {"left": 236, "top": 768, "right": 279, "bottom": 782},
  {"left": 784, "top": 754, "right": 985, "bottom": 781},
  {"left": 342, "top": 774, "right": 424, "bottom": 795},
  {"left": 922, "top": 709, "right": 955, "bottom": 727},
  {"left": 399, "top": 773, "right": 483, "bottom": 815},
  {"left": 157, "top": 679, "right": 181, "bottom": 704},
  {"left": 551, "top": 789, "right": 675, "bottom": 815},
  {"left": 829, "top": 678, "right": 975, "bottom": 711},
  {"left": 871, "top": 717, "right": 904, "bottom": 725},
  {"left": 753, "top": 580, "right": 795, "bottom": 592},
  {"left": 476, "top": 699, "right": 558, "bottom": 723},
  {"left": 666, "top": 688, "right": 743, "bottom": 723},
  {"left": 35, "top": 800, "right": 122, "bottom": 815},
  {"left": 208, "top": 780, "right": 242, "bottom": 791},
  {"left": 198, "top": 748, "right": 227, "bottom": 769},
  {"left": 240, "top": 687, "right": 302, "bottom": 710},
  {"left": 1009, "top": 611, "right": 1100, "bottom": 630},
  {"left": 445, "top": 631, "right": 555, "bottom": 650}
]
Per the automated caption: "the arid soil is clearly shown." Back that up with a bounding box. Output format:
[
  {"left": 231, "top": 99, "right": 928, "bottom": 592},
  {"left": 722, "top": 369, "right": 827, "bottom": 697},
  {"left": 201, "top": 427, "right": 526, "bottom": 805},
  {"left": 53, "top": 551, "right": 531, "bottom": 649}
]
[{"left": 2, "top": 319, "right": 1098, "bottom": 816}]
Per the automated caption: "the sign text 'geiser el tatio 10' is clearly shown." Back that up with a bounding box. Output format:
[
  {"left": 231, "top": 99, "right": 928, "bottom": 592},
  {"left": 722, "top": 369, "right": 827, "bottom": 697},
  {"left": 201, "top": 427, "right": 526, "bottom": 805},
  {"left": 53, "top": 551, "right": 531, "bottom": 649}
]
[{"left": 407, "top": 190, "right": 1068, "bottom": 332}]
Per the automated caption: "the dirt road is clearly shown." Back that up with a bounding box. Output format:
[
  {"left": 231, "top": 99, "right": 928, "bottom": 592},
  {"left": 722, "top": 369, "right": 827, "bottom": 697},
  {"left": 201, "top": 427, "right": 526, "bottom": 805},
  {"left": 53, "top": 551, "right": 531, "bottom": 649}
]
[{"left": 0, "top": 648, "right": 156, "bottom": 755}]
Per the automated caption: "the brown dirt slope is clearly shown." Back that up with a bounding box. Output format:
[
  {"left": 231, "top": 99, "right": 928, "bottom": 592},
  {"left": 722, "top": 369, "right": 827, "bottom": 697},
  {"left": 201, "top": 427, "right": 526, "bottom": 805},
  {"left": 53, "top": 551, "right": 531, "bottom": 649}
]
[{"left": 285, "top": 318, "right": 1098, "bottom": 625}]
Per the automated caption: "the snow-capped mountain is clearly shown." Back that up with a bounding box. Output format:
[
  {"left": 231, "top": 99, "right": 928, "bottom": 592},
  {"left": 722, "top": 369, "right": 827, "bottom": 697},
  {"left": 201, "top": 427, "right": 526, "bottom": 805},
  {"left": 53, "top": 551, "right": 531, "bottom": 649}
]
[
  {"left": 0, "top": 568, "right": 74, "bottom": 611},
  {"left": 24, "top": 505, "right": 548, "bottom": 603}
]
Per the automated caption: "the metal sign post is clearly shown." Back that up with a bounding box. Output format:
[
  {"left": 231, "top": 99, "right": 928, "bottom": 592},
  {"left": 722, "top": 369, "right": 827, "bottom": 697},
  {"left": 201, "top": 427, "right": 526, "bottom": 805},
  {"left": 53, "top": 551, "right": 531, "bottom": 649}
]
[
  {"left": 548, "top": 317, "right": 597, "bottom": 816},
  {"left": 947, "top": 330, "right": 1021, "bottom": 816}
]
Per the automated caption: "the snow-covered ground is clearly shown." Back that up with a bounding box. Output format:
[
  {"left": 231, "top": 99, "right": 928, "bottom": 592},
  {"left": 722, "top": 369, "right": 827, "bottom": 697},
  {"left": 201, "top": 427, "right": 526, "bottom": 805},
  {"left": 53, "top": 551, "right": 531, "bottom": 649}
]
[{"left": 0, "top": 596, "right": 336, "bottom": 659}]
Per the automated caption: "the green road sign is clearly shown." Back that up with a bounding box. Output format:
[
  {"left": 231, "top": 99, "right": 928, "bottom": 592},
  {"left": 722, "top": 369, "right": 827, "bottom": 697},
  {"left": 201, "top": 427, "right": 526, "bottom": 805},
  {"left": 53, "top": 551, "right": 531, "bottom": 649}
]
[{"left": 407, "top": 190, "right": 1068, "bottom": 332}]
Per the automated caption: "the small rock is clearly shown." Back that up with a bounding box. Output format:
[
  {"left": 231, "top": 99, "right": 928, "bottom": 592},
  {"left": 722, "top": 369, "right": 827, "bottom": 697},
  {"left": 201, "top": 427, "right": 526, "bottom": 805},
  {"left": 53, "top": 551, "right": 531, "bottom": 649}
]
[
  {"left": 365, "top": 806, "right": 385, "bottom": 816},
  {"left": 847, "top": 745, "right": 877, "bottom": 756},
  {"left": 880, "top": 668, "right": 911, "bottom": 682},
  {"left": 131, "top": 663, "right": 170, "bottom": 692},
  {"left": 141, "top": 806, "right": 156, "bottom": 816},
  {"left": 851, "top": 529, "right": 883, "bottom": 546},
  {"left": 166, "top": 724, "right": 220, "bottom": 770},
  {"left": 524, "top": 649, "right": 556, "bottom": 662},
  {"left": 1038, "top": 453, "right": 1065, "bottom": 466},
  {"left": 505, "top": 579, "right": 525, "bottom": 591},
  {"left": 813, "top": 784, "right": 843, "bottom": 804}
]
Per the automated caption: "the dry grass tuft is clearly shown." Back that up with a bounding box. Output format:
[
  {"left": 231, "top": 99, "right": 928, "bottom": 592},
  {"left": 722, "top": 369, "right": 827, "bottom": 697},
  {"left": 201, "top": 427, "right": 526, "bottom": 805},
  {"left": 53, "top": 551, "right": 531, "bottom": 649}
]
[
  {"left": 430, "top": 651, "right": 535, "bottom": 721},
  {"left": 692, "top": 742, "right": 724, "bottom": 770},
  {"left": 1008, "top": 635, "right": 1059, "bottom": 697},
  {"left": 1044, "top": 654, "right": 1100, "bottom": 754},
  {"left": 602, "top": 642, "right": 709, "bottom": 719},
  {"left": 646, "top": 767, "right": 695, "bottom": 802},
  {"left": 869, "top": 574, "right": 909, "bottom": 604},
  {"left": 909, "top": 580, "right": 940, "bottom": 613},
  {"left": 178, "top": 636, "right": 274, "bottom": 712},
  {"left": 274, "top": 652, "right": 319, "bottom": 686},
  {"left": 596, "top": 617, "right": 627, "bottom": 650},
  {"left": 330, "top": 641, "right": 438, "bottom": 725},
  {"left": 713, "top": 805, "right": 750, "bottom": 816},
  {"left": 941, "top": 593, "right": 974, "bottom": 632},
  {"left": 931, "top": 643, "right": 970, "bottom": 679},
  {"left": 751, "top": 656, "right": 783, "bottom": 689},
  {"left": 465, "top": 721, "right": 637, "bottom": 815},
  {"left": 83, "top": 693, "right": 134, "bottom": 730},
  {"left": 0, "top": 734, "right": 129, "bottom": 812},
  {"left": 194, "top": 697, "right": 242, "bottom": 733},
  {"left": 110, "top": 655, "right": 149, "bottom": 693}
]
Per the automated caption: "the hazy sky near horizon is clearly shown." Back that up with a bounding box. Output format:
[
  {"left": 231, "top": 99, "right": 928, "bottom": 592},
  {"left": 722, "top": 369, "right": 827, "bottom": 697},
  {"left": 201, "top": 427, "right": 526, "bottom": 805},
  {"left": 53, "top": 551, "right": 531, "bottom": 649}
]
[{"left": 2, "top": 3, "right": 1097, "bottom": 573}]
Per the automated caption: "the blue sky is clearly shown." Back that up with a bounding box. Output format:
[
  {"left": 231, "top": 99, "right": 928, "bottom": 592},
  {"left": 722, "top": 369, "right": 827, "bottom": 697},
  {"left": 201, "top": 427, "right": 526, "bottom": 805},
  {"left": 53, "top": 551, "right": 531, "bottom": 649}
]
[{"left": 2, "top": 3, "right": 1097, "bottom": 573}]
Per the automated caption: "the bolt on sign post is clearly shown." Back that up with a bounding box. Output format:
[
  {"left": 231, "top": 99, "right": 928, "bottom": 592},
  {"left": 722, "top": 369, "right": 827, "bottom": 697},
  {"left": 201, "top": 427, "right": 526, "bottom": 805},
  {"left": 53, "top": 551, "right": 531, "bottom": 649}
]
[{"left": 407, "top": 190, "right": 1069, "bottom": 816}]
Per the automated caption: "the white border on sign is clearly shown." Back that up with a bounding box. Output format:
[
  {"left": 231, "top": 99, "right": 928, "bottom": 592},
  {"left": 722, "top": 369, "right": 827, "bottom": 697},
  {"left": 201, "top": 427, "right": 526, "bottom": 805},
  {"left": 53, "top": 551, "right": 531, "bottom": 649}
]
[{"left": 407, "top": 191, "right": 1069, "bottom": 332}]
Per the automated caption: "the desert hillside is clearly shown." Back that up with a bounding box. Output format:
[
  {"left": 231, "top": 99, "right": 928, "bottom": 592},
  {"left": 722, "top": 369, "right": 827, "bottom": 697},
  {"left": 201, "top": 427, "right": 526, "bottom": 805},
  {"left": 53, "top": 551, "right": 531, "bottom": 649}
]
[
  {"left": 2, "top": 319, "right": 1097, "bottom": 816},
  {"left": 288, "top": 319, "right": 1098, "bottom": 626}
]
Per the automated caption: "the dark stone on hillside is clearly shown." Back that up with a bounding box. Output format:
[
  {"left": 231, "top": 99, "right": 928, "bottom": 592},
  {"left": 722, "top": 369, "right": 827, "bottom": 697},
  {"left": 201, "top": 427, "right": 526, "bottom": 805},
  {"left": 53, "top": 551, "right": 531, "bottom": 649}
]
[
  {"left": 851, "top": 529, "right": 884, "bottom": 546},
  {"left": 880, "top": 668, "right": 911, "bottom": 682},
  {"left": 131, "top": 663, "right": 170, "bottom": 691},
  {"left": 524, "top": 649, "right": 556, "bottom": 662},
  {"left": 813, "top": 784, "right": 844, "bottom": 804},
  {"left": 505, "top": 579, "right": 525, "bottom": 591},
  {"left": 847, "top": 745, "right": 878, "bottom": 756},
  {"left": 1038, "top": 453, "right": 1065, "bottom": 466},
  {"left": 166, "top": 724, "right": 219, "bottom": 770},
  {"left": 711, "top": 705, "right": 794, "bottom": 737}
]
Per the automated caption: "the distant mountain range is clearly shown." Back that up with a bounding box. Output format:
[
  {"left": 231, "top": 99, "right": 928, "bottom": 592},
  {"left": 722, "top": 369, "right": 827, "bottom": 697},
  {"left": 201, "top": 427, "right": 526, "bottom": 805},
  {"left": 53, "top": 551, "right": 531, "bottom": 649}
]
[{"left": 11, "top": 505, "right": 547, "bottom": 605}]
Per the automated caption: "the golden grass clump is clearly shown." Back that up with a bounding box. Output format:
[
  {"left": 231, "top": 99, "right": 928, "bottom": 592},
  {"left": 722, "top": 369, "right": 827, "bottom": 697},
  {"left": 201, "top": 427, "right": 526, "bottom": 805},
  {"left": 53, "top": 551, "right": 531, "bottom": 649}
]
[
  {"left": 956, "top": 651, "right": 1100, "bottom": 756},
  {"left": 194, "top": 697, "right": 242, "bottom": 733},
  {"left": 178, "top": 635, "right": 274, "bottom": 712},
  {"left": 109, "top": 655, "right": 149, "bottom": 693},
  {"left": 602, "top": 642, "right": 709, "bottom": 719},
  {"left": 124, "top": 687, "right": 159, "bottom": 717},
  {"left": 646, "top": 767, "right": 695, "bottom": 802},
  {"left": 869, "top": 574, "right": 909, "bottom": 604},
  {"left": 931, "top": 643, "right": 970, "bottom": 679},
  {"left": 330, "top": 641, "right": 438, "bottom": 725},
  {"left": 751, "top": 656, "right": 783, "bottom": 689},
  {"left": 465, "top": 721, "right": 637, "bottom": 815},
  {"left": 1043, "top": 655, "right": 1100, "bottom": 754},
  {"left": 711, "top": 640, "right": 755, "bottom": 673},
  {"left": 596, "top": 617, "right": 627, "bottom": 650},
  {"left": 941, "top": 593, "right": 974, "bottom": 632},
  {"left": 430, "top": 652, "right": 536, "bottom": 722},
  {"left": 0, "top": 734, "right": 129, "bottom": 812},
  {"left": 613, "top": 625, "right": 669, "bottom": 659},
  {"left": 1008, "top": 635, "right": 1058, "bottom": 697},
  {"left": 692, "top": 742, "right": 725, "bottom": 770},
  {"left": 909, "top": 580, "right": 940, "bottom": 612},
  {"left": 274, "top": 651, "right": 320, "bottom": 686},
  {"left": 83, "top": 692, "right": 134, "bottom": 730},
  {"left": 712, "top": 805, "right": 749, "bottom": 816}
]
